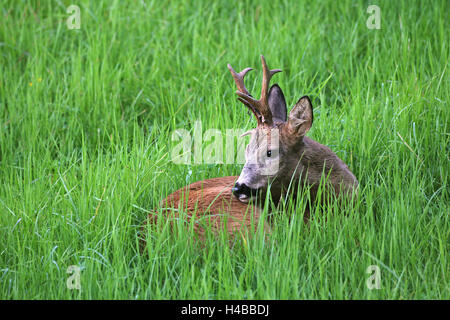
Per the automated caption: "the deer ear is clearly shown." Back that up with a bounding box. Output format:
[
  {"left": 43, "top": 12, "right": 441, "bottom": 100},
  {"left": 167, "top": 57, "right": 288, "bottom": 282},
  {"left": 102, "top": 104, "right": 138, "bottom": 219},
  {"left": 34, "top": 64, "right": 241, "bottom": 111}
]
[
  {"left": 287, "top": 96, "right": 313, "bottom": 136},
  {"left": 268, "top": 84, "right": 287, "bottom": 122}
]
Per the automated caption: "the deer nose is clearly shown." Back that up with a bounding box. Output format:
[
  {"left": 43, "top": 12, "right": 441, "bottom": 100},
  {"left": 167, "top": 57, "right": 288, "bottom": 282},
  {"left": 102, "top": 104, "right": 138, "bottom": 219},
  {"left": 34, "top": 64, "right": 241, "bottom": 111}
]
[{"left": 232, "top": 182, "right": 255, "bottom": 199}]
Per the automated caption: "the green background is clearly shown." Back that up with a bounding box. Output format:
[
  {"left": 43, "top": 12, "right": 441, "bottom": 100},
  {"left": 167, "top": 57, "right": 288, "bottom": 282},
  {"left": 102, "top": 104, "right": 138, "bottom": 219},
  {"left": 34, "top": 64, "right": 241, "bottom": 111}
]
[{"left": 0, "top": 0, "right": 448, "bottom": 299}]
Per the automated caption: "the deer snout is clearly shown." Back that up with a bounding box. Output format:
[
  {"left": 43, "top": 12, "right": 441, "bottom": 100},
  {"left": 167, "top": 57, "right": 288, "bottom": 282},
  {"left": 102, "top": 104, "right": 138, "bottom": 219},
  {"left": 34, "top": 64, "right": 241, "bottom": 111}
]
[{"left": 232, "top": 182, "right": 258, "bottom": 203}]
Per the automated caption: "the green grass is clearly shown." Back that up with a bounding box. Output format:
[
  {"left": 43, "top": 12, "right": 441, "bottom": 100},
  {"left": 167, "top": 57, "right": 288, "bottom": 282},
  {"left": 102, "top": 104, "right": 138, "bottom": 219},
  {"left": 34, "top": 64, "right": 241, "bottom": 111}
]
[{"left": 0, "top": 0, "right": 448, "bottom": 299}]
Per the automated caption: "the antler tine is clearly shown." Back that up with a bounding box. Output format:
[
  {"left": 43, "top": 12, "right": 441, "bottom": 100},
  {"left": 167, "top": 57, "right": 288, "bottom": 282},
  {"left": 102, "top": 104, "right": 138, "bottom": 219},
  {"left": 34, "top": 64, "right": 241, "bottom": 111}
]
[
  {"left": 260, "top": 55, "right": 282, "bottom": 113},
  {"left": 235, "top": 55, "right": 282, "bottom": 125},
  {"left": 227, "top": 64, "right": 253, "bottom": 96}
]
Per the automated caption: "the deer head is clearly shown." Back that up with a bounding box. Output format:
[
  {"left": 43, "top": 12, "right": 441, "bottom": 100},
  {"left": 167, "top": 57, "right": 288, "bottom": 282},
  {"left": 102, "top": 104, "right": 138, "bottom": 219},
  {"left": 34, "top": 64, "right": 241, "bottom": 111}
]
[{"left": 228, "top": 55, "right": 314, "bottom": 203}]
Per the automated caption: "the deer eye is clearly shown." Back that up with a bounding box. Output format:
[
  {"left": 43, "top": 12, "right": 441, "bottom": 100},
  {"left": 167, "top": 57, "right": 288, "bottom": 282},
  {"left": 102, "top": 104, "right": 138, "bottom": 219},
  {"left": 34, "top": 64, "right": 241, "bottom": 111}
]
[{"left": 267, "top": 150, "right": 272, "bottom": 157}]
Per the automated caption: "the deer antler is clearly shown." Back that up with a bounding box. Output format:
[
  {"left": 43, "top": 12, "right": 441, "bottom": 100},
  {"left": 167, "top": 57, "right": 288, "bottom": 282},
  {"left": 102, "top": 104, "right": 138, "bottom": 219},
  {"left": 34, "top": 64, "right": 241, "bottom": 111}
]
[
  {"left": 227, "top": 64, "right": 262, "bottom": 121},
  {"left": 229, "top": 55, "right": 282, "bottom": 126},
  {"left": 227, "top": 65, "right": 253, "bottom": 96}
]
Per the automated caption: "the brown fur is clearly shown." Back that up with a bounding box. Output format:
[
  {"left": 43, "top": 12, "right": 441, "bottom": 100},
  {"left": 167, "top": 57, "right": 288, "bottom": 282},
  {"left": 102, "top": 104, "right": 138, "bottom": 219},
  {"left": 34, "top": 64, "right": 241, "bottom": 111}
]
[{"left": 141, "top": 176, "right": 265, "bottom": 248}]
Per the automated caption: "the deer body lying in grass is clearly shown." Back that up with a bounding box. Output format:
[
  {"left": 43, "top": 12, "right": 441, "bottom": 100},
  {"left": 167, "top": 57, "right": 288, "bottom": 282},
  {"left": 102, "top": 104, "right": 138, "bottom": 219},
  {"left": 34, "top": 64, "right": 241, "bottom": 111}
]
[{"left": 142, "top": 56, "right": 358, "bottom": 243}]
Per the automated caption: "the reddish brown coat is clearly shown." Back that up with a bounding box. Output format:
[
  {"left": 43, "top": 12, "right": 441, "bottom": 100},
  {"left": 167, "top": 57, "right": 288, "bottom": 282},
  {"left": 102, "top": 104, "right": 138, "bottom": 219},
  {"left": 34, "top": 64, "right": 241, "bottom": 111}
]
[{"left": 141, "top": 176, "right": 265, "bottom": 245}]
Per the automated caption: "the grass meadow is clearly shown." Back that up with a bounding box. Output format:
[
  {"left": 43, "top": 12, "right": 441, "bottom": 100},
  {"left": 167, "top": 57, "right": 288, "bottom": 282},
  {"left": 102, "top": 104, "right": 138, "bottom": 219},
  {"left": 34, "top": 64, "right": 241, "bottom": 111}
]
[{"left": 0, "top": 0, "right": 448, "bottom": 299}]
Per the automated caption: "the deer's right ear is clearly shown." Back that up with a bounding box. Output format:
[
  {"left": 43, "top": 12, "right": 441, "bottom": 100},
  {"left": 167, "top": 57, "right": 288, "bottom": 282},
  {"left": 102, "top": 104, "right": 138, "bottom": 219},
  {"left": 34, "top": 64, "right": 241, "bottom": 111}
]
[{"left": 287, "top": 96, "right": 313, "bottom": 136}]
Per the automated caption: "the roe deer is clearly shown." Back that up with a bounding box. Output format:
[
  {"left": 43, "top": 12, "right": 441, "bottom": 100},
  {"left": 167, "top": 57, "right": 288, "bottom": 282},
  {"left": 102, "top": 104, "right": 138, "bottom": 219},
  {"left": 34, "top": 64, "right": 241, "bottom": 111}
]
[{"left": 141, "top": 55, "right": 358, "bottom": 245}]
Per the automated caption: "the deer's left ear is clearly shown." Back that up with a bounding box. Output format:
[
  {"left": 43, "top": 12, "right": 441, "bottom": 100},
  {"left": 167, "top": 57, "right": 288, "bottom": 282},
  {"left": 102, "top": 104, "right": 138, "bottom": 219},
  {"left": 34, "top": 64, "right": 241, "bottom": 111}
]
[
  {"left": 268, "top": 84, "right": 287, "bottom": 122},
  {"left": 287, "top": 96, "right": 313, "bottom": 136}
]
